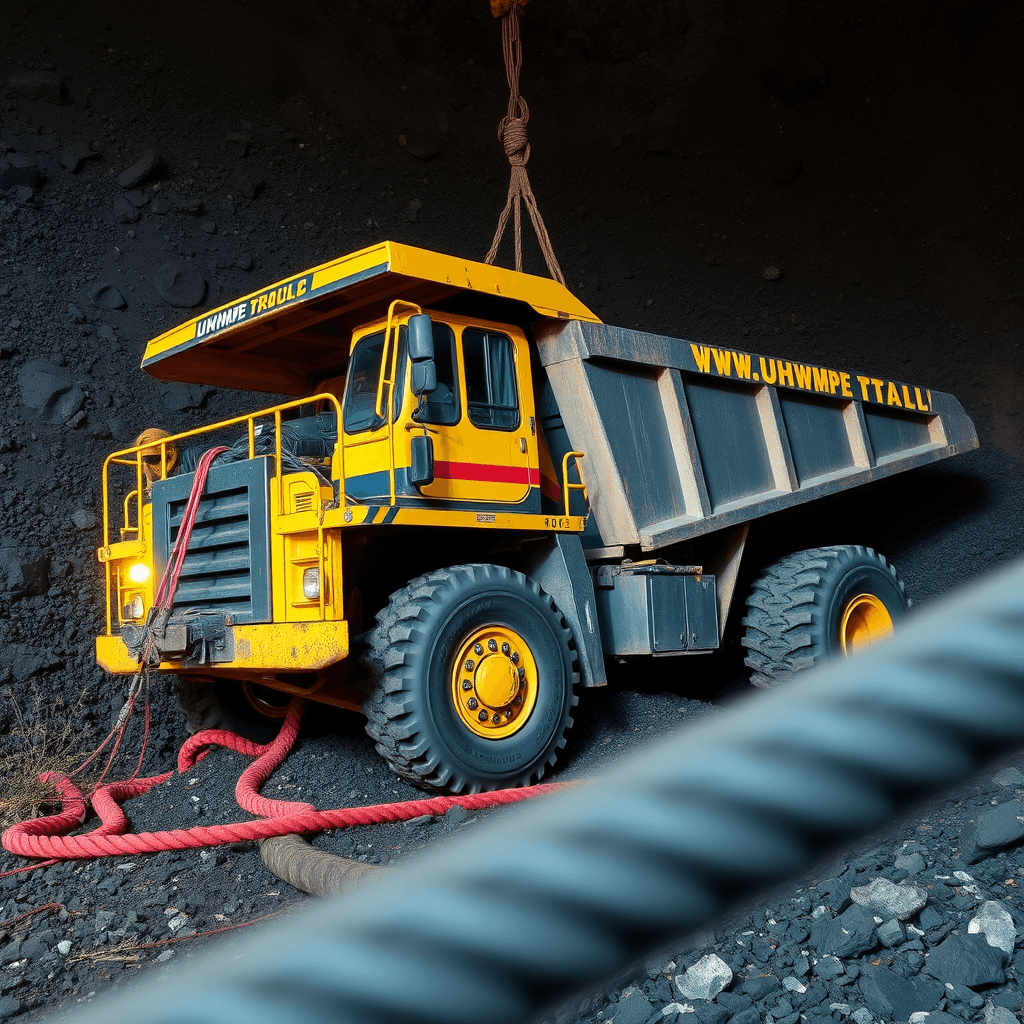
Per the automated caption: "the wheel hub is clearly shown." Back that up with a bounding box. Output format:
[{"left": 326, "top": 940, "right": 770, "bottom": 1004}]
[
  {"left": 451, "top": 626, "right": 538, "bottom": 739},
  {"left": 840, "top": 593, "right": 894, "bottom": 655}
]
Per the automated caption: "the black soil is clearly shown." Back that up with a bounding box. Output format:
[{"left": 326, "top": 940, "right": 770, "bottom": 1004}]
[{"left": 0, "top": 0, "right": 1021, "bottom": 1020}]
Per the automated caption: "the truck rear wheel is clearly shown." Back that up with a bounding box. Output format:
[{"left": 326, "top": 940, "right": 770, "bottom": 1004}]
[
  {"left": 360, "top": 564, "right": 579, "bottom": 794},
  {"left": 175, "top": 677, "right": 289, "bottom": 744},
  {"left": 741, "top": 545, "right": 909, "bottom": 688}
]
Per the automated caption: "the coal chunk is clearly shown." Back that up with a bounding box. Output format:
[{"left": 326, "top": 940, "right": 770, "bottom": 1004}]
[
  {"left": 117, "top": 149, "right": 161, "bottom": 189},
  {"left": 18, "top": 359, "right": 84, "bottom": 423},
  {"left": 153, "top": 260, "right": 206, "bottom": 308},
  {"left": 811, "top": 904, "right": 877, "bottom": 958},
  {"left": 960, "top": 802, "right": 1024, "bottom": 864},
  {"left": 923, "top": 933, "right": 1007, "bottom": 988},
  {"left": 89, "top": 283, "right": 126, "bottom": 310},
  {"left": 858, "top": 966, "right": 942, "bottom": 1022}
]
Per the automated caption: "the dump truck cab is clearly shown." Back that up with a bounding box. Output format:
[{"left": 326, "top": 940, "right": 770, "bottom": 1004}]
[{"left": 96, "top": 240, "right": 977, "bottom": 794}]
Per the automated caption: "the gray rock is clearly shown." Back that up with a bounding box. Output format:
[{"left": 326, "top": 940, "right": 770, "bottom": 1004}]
[
  {"left": 223, "top": 132, "right": 250, "bottom": 159},
  {"left": 0, "top": 544, "right": 50, "bottom": 600},
  {"left": 675, "top": 954, "right": 732, "bottom": 1001},
  {"left": 94, "top": 910, "right": 115, "bottom": 933},
  {"left": 782, "top": 977, "right": 806, "bottom": 994},
  {"left": 153, "top": 260, "right": 206, "bottom": 307},
  {"left": 741, "top": 976, "right": 779, "bottom": 1001},
  {"left": 117, "top": 149, "right": 161, "bottom": 188},
  {"left": 18, "top": 359, "right": 84, "bottom": 423},
  {"left": 8, "top": 69, "right": 62, "bottom": 102},
  {"left": 851, "top": 1011, "right": 872, "bottom": 1024},
  {"left": 112, "top": 197, "right": 140, "bottom": 224},
  {"left": 968, "top": 901, "right": 1016, "bottom": 955},
  {"left": 849, "top": 878, "right": 928, "bottom": 921},
  {"left": 811, "top": 904, "right": 878, "bottom": 958},
  {"left": 858, "top": 966, "right": 942, "bottom": 1022},
  {"left": 72, "top": 509, "right": 97, "bottom": 530},
  {"left": 814, "top": 956, "right": 845, "bottom": 980},
  {"left": 0, "top": 996, "right": 24, "bottom": 1022},
  {"left": 612, "top": 988, "right": 654, "bottom": 1024},
  {"left": 444, "top": 805, "right": 469, "bottom": 824},
  {"left": 984, "top": 1005, "right": 1017, "bottom": 1024},
  {"left": 56, "top": 940, "right": 71, "bottom": 955},
  {"left": 894, "top": 853, "right": 926, "bottom": 875},
  {"left": 160, "top": 382, "right": 207, "bottom": 412},
  {"left": 730, "top": 1009, "right": 759, "bottom": 1024},
  {"left": 923, "top": 933, "right": 1006, "bottom": 988},
  {"left": 406, "top": 199, "right": 422, "bottom": 222},
  {"left": 960, "top": 801, "right": 1024, "bottom": 864},
  {"left": 60, "top": 142, "right": 98, "bottom": 173},
  {"left": 877, "top": 919, "right": 904, "bottom": 947},
  {"left": 919, "top": 906, "right": 944, "bottom": 930},
  {"left": 992, "top": 767, "right": 1024, "bottom": 788},
  {"left": 234, "top": 253, "right": 253, "bottom": 271},
  {"left": 89, "top": 282, "right": 126, "bottom": 310}
]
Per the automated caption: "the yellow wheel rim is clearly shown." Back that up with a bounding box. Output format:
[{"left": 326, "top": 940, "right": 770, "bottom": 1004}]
[
  {"left": 451, "top": 625, "right": 538, "bottom": 739},
  {"left": 839, "top": 594, "right": 894, "bottom": 655}
]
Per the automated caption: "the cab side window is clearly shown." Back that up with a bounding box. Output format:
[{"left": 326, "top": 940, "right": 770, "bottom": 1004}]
[
  {"left": 417, "top": 322, "right": 460, "bottom": 426},
  {"left": 463, "top": 329, "right": 520, "bottom": 431}
]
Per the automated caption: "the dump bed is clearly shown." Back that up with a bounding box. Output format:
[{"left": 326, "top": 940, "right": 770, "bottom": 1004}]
[{"left": 536, "top": 320, "right": 978, "bottom": 553}]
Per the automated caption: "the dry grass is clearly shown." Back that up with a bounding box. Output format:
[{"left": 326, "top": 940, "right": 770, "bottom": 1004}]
[{"left": 0, "top": 684, "right": 94, "bottom": 830}]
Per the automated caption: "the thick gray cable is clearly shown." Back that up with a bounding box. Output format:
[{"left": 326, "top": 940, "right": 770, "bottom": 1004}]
[{"left": 73, "top": 559, "right": 1024, "bottom": 1024}]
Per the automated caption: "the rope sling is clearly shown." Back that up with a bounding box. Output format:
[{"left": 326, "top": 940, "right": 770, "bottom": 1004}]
[{"left": 483, "top": 0, "right": 566, "bottom": 285}]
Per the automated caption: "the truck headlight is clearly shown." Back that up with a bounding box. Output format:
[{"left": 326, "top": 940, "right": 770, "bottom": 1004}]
[
  {"left": 302, "top": 568, "right": 320, "bottom": 600},
  {"left": 122, "top": 595, "right": 145, "bottom": 620},
  {"left": 128, "top": 562, "right": 151, "bottom": 584}
]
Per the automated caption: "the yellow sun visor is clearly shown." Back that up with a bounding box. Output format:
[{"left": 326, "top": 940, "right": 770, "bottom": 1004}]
[{"left": 141, "top": 241, "right": 601, "bottom": 396}]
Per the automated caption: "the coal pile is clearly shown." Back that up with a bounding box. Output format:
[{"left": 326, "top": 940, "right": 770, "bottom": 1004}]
[{"left": 1, "top": 0, "right": 1022, "bottom": 1020}]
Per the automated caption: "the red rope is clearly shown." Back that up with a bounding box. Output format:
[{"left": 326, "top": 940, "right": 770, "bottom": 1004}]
[{"left": 1, "top": 700, "right": 569, "bottom": 862}]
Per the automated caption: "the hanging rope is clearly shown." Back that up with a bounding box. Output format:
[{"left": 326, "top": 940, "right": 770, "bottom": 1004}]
[{"left": 484, "top": 0, "right": 566, "bottom": 285}]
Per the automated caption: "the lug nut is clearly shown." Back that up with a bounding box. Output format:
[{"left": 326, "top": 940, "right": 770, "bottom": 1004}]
[
  {"left": 501, "top": 642, "right": 510, "bottom": 655},
  {"left": 513, "top": 694, "right": 522, "bottom": 706},
  {"left": 518, "top": 666, "right": 525, "bottom": 680},
  {"left": 511, "top": 651, "right": 519, "bottom": 663},
  {"left": 465, "top": 659, "right": 475, "bottom": 671},
  {"left": 462, "top": 679, "right": 472, "bottom": 691},
  {"left": 467, "top": 698, "right": 478, "bottom": 710},
  {"left": 474, "top": 643, "right": 483, "bottom": 656},
  {"left": 478, "top": 710, "right": 489, "bottom": 722},
  {"left": 488, "top": 639, "right": 498, "bottom": 652},
  {"left": 491, "top": 713, "right": 501, "bottom": 724}
]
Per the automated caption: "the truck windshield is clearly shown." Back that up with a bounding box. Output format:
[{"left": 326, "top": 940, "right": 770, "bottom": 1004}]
[{"left": 343, "top": 329, "right": 407, "bottom": 434}]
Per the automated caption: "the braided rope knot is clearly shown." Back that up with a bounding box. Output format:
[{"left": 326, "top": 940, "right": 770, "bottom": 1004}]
[{"left": 501, "top": 117, "right": 530, "bottom": 164}]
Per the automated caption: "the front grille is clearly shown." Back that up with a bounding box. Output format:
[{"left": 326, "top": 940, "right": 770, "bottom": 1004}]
[{"left": 153, "top": 457, "right": 272, "bottom": 623}]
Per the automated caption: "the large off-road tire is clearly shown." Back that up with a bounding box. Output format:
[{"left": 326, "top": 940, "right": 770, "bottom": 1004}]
[
  {"left": 360, "top": 563, "right": 579, "bottom": 794},
  {"left": 175, "top": 677, "right": 289, "bottom": 744},
  {"left": 741, "top": 545, "right": 909, "bottom": 688}
]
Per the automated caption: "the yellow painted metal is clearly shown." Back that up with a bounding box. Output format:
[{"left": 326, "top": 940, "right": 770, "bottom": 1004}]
[
  {"left": 141, "top": 240, "right": 600, "bottom": 374},
  {"left": 378, "top": 300, "right": 423, "bottom": 506},
  {"left": 839, "top": 593, "right": 894, "bottom": 655},
  {"left": 96, "top": 620, "right": 349, "bottom": 674},
  {"left": 451, "top": 625, "right": 538, "bottom": 739},
  {"left": 561, "top": 451, "right": 588, "bottom": 518}
]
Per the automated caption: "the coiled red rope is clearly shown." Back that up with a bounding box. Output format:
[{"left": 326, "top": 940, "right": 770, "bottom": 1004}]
[{"left": 1, "top": 699, "right": 566, "bottom": 862}]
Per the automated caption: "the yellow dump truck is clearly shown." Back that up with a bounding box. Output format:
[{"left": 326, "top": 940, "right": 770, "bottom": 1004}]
[{"left": 96, "top": 241, "right": 978, "bottom": 793}]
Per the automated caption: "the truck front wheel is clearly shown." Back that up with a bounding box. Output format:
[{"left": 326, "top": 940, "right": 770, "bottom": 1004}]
[
  {"left": 741, "top": 545, "right": 909, "bottom": 688},
  {"left": 360, "top": 564, "right": 579, "bottom": 794}
]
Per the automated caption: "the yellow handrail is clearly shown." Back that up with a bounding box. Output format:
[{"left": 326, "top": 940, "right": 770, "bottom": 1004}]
[
  {"left": 101, "top": 393, "right": 346, "bottom": 553},
  {"left": 375, "top": 299, "right": 423, "bottom": 506},
  {"left": 561, "top": 451, "right": 588, "bottom": 519}
]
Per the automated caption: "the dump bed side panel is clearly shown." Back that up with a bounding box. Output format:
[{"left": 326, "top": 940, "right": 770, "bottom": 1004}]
[{"left": 536, "top": 321, "right": 978, "bottom": 553}]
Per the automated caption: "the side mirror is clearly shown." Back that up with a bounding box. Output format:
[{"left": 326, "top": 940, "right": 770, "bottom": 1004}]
[
  {"left": 411, "top": 359, "right": 437, "bottom": 396},
  {"left": 410, "top": 433, "right": 434, "bottom": 487},
  {"left": 408, "top": 314, "right": 435, "bottom": 362}
]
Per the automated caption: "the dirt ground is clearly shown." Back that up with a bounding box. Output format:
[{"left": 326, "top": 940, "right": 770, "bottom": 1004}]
[{"left": 0, "top": 0, "right": 1021, "bottom": 1019}]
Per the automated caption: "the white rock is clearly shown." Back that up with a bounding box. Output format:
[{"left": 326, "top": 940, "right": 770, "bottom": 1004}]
[
  {"left": 662, "top": 1004, "right": 695, "bottom": 1016},
  {"left": 849, "top": 877, "right": 928, "bottom": 921},
  {"left": 56, "top": 940, "right": 72, "bottom": 955},
  {"left": 166, "top": 914, "right": 188, "bottom": 933},
  {"left": 155, "top": 949, "right": 175, "bottom": 963},
  {"left": 783, "top": 977, "right": 807, "bottom": 994},
  {"left": 984, "top": 1004, "right": 1018, "bottom": 1024},
  {"left": 852, "top": 1010, "right": 873, "bottom": 1024},
  {"left": 909, "top": 1014, "right": 930, "bottom": 1024},
  {"left": 675, "top": 954, "right": 733, "bottom": 1002},
  {"left": 968, "top": 901, "right": 1016, "bottom": 955}
]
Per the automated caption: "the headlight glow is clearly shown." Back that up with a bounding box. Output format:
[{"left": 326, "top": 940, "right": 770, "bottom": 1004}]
[
  {"left": 128, "top": 562, "right": 151, "bottom": 584},
  {"left": 302, "top": 568, "right": 320, "bottom": 600},
  {"left": 122, "top": 595, "right": 145, "bottom": 620}
]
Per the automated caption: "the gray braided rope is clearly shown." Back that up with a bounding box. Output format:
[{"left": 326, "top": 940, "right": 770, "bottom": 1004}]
[{"left": 74, "top": 559, "right": 1024, "bottom": 1024}]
